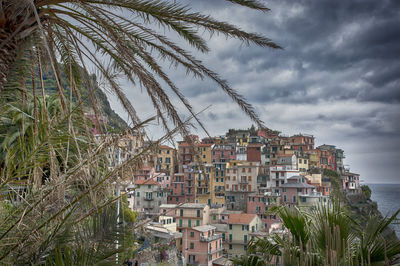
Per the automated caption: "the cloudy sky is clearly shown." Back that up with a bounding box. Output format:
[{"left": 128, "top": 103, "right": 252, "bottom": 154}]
[{"left": 108, "top": 0, "right": 400, "bottom": 184}]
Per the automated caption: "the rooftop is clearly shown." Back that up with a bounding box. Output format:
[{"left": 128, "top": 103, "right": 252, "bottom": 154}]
[
  {"left": 193, "top": 225, "right": 216, "bottom": 232},
  {"left": 212, "top": 257, "right": 233, "bottom": 266},
  {"left": 228, "top": 213, "right": 257, "bottom": 225},
  {"left": 159, "top": 204, "right": 177, "bottom": 209},
  {"left": 179, "top": 203, "right": 207, "bottom": 209},
  {"left": 135, "top": 179, "right": 160, "bottom": 186},
  {"left": 280, "top": 182, "right": 314, "bottom": 188},
  {"left": 159, "top": 145, "right": 174, "bottom": 150}
]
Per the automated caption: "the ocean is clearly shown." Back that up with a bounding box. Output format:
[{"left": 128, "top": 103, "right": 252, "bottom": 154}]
[{"left": 368, "top": 183, "right": 400, "bottom": 238}]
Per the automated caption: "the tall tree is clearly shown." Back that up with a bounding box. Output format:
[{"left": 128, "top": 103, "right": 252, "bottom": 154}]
[{"left": 0, "top": 0, "right": 280, "bottom": 132}]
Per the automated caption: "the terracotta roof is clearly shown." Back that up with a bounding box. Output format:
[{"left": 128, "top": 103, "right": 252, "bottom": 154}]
[
  {"left": 198, "top": 143, "right": 212, "bottom": 147},
  {"left": 228, "top": 213, "right": 257, "bottom": 225},
  {"left": 178, "top": 143, "right": 191, "bottom": 147},
  {"left": 135, "top": 179, "right": 160, "bottom": 186},
  {"left": 159, "top": 145, "right": 174, "bottom": 149}
]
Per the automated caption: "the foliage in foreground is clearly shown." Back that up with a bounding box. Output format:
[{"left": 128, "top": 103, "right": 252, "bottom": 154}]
[
  {"left": 0, "top": 91, "right": 154, "bottom": 264},
  {"left": 232, "top": 202, "right": 400, "bottom": 265}
]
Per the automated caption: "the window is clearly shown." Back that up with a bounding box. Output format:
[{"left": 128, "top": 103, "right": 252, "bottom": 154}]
[
  {"left": 229, "top": 244, "right": 232, "bottom": 250},
  {"left": 188, "top": 219, "right": 192, "bottom": 227},
  {"left": 148, "top": 185, "right": 151, "bottom": 189},
  {"left": 213, "top": 215, "right": 217, "bottom": 220},
  {"left": 221, "top": 178, "right": 224, "bottom": 182},
  {"left": 197, "top": 210, "right": 201, "bottom": 217},
  {"left": 190, "top": 243, "right": 194, "bottom": 249},
  {"left": 190, "top": 232, "right": 194, "bottom": 237},
  {"left": 301, "top": 197, "right": 307, "bottom": 203},
  {"left": 283, "top": 195, "right": 287, "bottom": 202},
  {"left": 229, "top": 234, "right": 232, "bottom": 241},
  {"left": 244, "top": 235, "right": 248, "bottom": 243},
  {"left": 137, "top": 192, "right": 140, "bottom": 197},
  {"left": 179, "top": 220, "right": 182, "bottom": 227},
  {"left": 196, "top": 220, "right": 200, "bottom": 226},
  {"left": 180, "top": 209, "right": 183, "bottom": 216},
  {"left": 282, "top": 188, "right": 286, "bottom": 192},
  {"left": 293, "top": 195, "right": 296, "bottom": 203},
  {"left": 229, "top": 224, "right": 232, "bottom": 230},
  {"left": 203, "top": 155, "right": 206, "bottom": 159},
  {"left": 216, "top": 178, "right": 219, "bottom": 182},
  {"left": 248, "top": 168, "right": 251, "bottom": 173}
]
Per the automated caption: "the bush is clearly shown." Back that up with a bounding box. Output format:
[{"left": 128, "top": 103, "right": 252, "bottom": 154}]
[{"left": 361, "top": 185, "right": 371, "bottom": 199}]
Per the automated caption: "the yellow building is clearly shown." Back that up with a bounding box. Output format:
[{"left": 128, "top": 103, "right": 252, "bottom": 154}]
[
  {"left": 156, "top": 145, "right": 176, "bottom": 177},
  {"left": 226, "top": 213, "right": 262, "bottom": 258},
  {"left": 197, "top": 143, "right": 213, "bottom": 164},
  {"left": 297, "top": 155, "right": 309, "bottom": 174},
  {"left": 189, "top": 164, "right": 226, "bottom": 206},
  {"left": 307, "top": 150, "right": 321, "bottom": 169},
  {"left": 213, "top": 168, "right": 226, "bottom": 205}
]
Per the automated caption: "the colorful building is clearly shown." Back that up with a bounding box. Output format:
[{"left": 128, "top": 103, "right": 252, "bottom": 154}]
[
  {"left": 226, "top": 213, "right": 262, "bottom": 258},
  {"left": 182, "top": 225, "right": 224, "bottom": 266},
  {"left": 225, "top": 161, "right": 260, "bottom": 210},
  {"left": 156, "top": 145, "right": 177, "bottom": 178},
  {"left": 131, "top": 179, "right": 167, "bottom": 217}
]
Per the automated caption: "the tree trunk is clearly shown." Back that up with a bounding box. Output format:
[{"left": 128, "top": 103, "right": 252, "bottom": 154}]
[{"left": 0, "top": 27, "right": 18, "bottom": 91}]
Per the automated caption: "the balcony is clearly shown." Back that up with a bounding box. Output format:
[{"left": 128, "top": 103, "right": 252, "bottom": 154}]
[
  {"left": 208, "top": 246, "right": 224, "bottom": 255},
  {"left": 144, "top": 197, "right": 154, "bottom": 201},
  {"left": 239, "top": 180, "right": 248, "bottom": 184},
  {"left": 200, "top": 233, "right": 222, "bottom": 242}
]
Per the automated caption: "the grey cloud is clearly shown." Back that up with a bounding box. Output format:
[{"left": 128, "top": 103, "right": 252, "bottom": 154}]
[{"left": 105, "top": 0, "right": 400, "bottom": 183}]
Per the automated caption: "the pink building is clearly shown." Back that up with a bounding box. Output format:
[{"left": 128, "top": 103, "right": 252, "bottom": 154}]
[
  {"left": 176, "top": 203, "right": 210, "bottom": 230},
  {"left": 212, "top": 144, "right": 236, "bottom": 171},
  {"left": 183, "top": 225, "right": 224, "bottom": 266},
  {"left": 168, "top": 173, "right": 186, "bottom": 204},
  {"left": 134, "top": 166, "right": 155, "bottom": 181},
  {"left": 246, "top": 192, "right": 280, "bottom": 231},
  {"left": 159, "top": 204, "right": 178, "bottom": 218},
  {"left": 155, "top": 172, "right": 171, "bottom": 189},
  {"left": 279, "top": 176, "right": 315, "bottom": 206},
  {"left": 341, "top": 172, "right": 360, "bottom": 193}
]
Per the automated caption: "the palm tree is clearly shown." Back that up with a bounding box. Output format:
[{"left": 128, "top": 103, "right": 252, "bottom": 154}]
[
  {"left": 241, "top": 203, "right": 400, "bottom": 265},
  {"left": 1, "top": 0, "right": 280, "bottom": 133}
]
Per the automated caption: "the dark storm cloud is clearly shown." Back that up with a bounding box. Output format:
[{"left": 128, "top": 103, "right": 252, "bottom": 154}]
[{"left": 176, "top": 0, "right": 400, "bottom": 106}]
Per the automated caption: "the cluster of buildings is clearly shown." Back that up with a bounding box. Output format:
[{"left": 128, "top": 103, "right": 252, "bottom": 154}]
[{"left": 100, "top": 127, "right": 361, "bottom": 265}]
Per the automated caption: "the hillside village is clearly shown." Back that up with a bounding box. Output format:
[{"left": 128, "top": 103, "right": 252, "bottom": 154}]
[{"left": 99, "top": 126, "right": 361, "bottom": 265}]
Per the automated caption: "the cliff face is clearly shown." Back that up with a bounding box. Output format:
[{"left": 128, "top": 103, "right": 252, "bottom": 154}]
[
  {"left": 26, "top": 68, "right": 127, "bottom": 131},
  {"left": 324, "top": 169, "right": 397, "bottom": 239}
]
